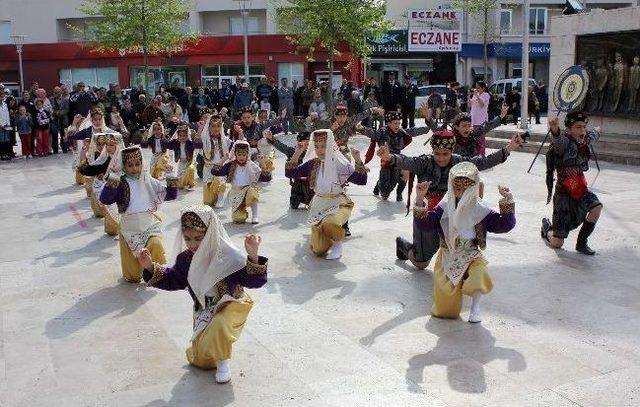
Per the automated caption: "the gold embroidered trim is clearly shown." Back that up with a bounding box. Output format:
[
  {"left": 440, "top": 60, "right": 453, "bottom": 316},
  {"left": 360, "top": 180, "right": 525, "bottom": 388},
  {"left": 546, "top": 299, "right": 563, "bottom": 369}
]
[
  {"left": 166, "top": 177, "right": 179, "bottom": 188},
  {"left": 309, "top": 159, "right": 320, "bottom": 190},
  {"left": 499, "top": 198, "right": 515, "bottom": 214},
  {"left": 106, "top": 176, "right": 120, "bottom": 189},
  {"left": 227, "top": 162, "right": 237, "bottom": 184},
  {"left": 246, "top": 259, "right": 267, "bottom": 275},
  {"left": 474, "top": 223, "right": 487, "bottom": 250},
  {"left": 147, "top": 263, "right": 165, "bottom": 286},
  {"left": 285, "top": 159, "right": 299, "bottom": 170},
  {"left": 413, "top": 206, "right": 429, "bottom": 219}
]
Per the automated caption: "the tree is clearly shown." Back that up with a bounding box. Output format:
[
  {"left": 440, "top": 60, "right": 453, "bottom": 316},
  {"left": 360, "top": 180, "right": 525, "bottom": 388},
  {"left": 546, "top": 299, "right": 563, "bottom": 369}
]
[
  {"left": 275, "top": 0, "right": 392, "bottom": 112},
  {"left": 77, "top": 0, "right": 196, "bottom": 92},
  {"left": 453, "top": 0, "right": 502, "bottom": 83}
]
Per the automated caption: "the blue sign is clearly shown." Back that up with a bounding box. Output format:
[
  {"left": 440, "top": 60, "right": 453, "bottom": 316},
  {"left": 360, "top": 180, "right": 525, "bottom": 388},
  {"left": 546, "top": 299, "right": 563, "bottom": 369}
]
[{"left": 460, "top": 43, "right": 551, "bottom": 58}]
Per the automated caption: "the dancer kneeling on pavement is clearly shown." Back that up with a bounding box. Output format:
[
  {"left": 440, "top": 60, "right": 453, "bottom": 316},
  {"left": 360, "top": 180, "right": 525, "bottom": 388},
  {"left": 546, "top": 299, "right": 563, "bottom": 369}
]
[
  {"left": 378, "top": 130, "right": 523, "bottom": 270},
  {"left": 197, "top": 114, "right": 234, "bottom": 208},
  {"left": 211, "top": 140, "right": 271, "bottom": 224},
  {"left": 285, "top": 129, "right": 367, "bottom": 260},
  {"left": 541, "top": 111, "right": 603, "bottom": 255},
  {"left": 138, "top": 205, "right": 268, "bottom": 384},
  {"left": 413, "top": 162, "right": 516, "bottom": 323},
  {"left": 264, "top": 129, "right": 314, "bottom": 209},
  {"left": 165, "top": 122, "right": 198, "bottom": 191},
  {"left": 100, "top": 146, "right": 178, "bottom": 283}
]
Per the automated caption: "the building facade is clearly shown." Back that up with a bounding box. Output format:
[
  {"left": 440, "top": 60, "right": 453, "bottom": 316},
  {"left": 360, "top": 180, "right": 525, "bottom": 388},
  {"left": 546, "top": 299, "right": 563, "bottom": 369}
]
[
  {"left": 373, "top": 0, "right": 635, "bottom": 87},
  {"left": 0, "top": 0, "right": 360, "bottom": 92}
]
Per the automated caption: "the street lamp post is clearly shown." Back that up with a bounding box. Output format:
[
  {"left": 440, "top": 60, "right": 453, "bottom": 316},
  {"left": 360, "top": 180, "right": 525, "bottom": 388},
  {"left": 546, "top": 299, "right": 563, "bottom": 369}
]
[
  {"left": 10, "top": 35, "right": 26, "bottom": 93},
  {"left": 520, "top": 0, "right": 530, "bottom": 130},
  {"left": 234, "top": 0, "right": 250, "bottom": 81}
]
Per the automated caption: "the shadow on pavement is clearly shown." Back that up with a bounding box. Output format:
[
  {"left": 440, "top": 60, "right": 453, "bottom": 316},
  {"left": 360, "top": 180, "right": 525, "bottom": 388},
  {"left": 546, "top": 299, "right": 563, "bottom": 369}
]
[
  {"left": 143, "top": 365, "right": 235, "bottom": 407},
  {"left": 406, "top": 318, "right": 526, "bottom": 394},
  {"left": 44, "top": 284, "right": 156, "bottom": 339}
]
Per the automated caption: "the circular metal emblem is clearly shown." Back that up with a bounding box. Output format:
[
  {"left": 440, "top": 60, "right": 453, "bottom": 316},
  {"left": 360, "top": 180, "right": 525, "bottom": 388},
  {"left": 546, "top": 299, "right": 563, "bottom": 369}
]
[{"left": 553, "top": 65, "right": 590, "bottom": 112}]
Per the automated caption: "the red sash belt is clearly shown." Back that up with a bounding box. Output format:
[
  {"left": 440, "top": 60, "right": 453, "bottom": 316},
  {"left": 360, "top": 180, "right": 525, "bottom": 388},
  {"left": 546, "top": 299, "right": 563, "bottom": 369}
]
[{"left": 561, "top": 174, "right": 587, "bottom": 200}]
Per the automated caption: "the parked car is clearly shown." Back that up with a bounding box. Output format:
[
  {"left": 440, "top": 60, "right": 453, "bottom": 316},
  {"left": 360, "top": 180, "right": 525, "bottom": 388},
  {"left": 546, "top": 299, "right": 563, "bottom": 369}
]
[
  {"left": 414, "top": 85, "right": 448, "bottom": 111},
  {"left": 489, "top": 78, "right": 538, "bottom": 100}
]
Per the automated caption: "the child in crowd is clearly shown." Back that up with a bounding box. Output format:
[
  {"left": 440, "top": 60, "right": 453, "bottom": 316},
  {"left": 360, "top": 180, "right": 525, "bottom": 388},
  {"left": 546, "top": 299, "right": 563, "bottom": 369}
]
[{"left": 16, "top": 105, "right": 33, "bottom": 158}]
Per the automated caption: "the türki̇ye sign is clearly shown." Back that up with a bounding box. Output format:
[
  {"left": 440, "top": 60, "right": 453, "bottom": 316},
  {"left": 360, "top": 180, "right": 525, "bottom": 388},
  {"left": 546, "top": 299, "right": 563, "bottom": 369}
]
[{"left": 408, "top": 9, "right": 462, "bottom": 52}]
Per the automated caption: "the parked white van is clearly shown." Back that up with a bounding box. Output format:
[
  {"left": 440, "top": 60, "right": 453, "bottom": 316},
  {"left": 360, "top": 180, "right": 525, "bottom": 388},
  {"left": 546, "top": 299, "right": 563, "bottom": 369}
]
[{"left": 489, "top": 78, "right": 537, "bottom": 100}]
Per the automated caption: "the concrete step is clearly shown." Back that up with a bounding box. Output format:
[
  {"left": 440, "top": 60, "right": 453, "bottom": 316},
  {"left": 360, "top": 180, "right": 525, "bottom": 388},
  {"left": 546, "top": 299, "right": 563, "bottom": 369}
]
[{"left": 485, "top": 137, "right": 640, "bottom": 166}]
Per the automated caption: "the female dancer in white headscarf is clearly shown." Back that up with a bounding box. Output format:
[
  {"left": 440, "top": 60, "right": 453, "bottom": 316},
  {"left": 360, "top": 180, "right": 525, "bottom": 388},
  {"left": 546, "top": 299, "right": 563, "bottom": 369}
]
[
  {"left": 285, "top": 129, "right": 368, "bottom": 260},
  {"left": 138, "top": 204, "right": 268, "bottom": 384},
  {"left": 78, "top": 132, "right": 125, "bottom": 235},
  {"left": 412, "top": 162, "right": 516, "bottom": 323}
]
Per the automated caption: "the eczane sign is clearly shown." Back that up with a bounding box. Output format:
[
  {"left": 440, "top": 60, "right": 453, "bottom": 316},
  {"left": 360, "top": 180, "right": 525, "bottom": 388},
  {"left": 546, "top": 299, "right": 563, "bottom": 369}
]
[{"left": 407, "top": 9, "right": 462, "bottom": 52}]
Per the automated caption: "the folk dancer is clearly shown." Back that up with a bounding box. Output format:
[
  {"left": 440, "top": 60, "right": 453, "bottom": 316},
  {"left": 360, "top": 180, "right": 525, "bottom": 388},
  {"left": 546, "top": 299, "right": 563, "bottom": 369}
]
[
  {"left": 211, "top": 140, "right": 271, "bottom": 224},
  {"left": 138, "top": 205, "right": 267, "bottom": 384},
  {"left": 100, "top": 146, "right": 178, "bottom": 283},
  {"left": 541, "top": 112, "right": 603, "bottom": 255},
  {"left": 378, "top": 130, "right": 523, "bottom": 270},
  {"left": 413, "top": 162, "right": 516, "bottom": 322},
  {"left": 284, "top": 129, "right": 367, "bottom": 260}
]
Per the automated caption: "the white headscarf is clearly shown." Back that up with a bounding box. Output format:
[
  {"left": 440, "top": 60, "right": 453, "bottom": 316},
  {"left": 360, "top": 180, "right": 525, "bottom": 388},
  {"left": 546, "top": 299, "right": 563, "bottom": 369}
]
[
  {"left": 87, "top": 132, "right": 124, "bottom": 168},
  {"left": 121, "top": 146, "right": 164, "bottom": 210},
  {"left": 438, "top": 162, "right": 491, "bottom": 251},
  {"left": 303, "top": 129, "right": 354, "bottom": 192},
  {"left": 174, "top": 205, "right": 247, "bottom": 308},
  {"left": 201, "top": 115, "right": 230, "bottom": 161}
]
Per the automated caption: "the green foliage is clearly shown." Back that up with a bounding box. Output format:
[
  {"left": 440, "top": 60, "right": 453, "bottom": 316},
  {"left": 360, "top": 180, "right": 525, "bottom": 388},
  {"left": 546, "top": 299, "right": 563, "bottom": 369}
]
[
  {"left": 78, "top": 0, "right": 196, "bottom": 54},
  {"left": 275, "top": 0, "right": 392, "bottom": 63}
]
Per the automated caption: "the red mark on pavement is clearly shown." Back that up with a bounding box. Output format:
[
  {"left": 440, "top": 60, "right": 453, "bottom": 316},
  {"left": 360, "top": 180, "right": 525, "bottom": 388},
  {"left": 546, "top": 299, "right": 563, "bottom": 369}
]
[{"left": 69, "top": 204, "right": 88, "bottom": 228}]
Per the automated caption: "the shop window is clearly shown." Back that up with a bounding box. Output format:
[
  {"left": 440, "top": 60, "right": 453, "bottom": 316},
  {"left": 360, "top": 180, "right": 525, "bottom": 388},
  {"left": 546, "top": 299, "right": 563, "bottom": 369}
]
[
  {"left": 201, "top": 64, "right": 265, "bottom": 89},
  {"left": 129, "top": 66, "right": 188, "bottom": 94},
  {"left": 277, "top": 63, "right": 304, "bottom": 85},
  {"left": 60, "top": 67, "right": 118, "bottom": 89}
]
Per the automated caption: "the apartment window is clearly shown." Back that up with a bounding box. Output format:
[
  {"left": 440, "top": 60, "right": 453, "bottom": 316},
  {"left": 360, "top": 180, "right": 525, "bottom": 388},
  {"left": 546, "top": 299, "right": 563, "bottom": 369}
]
[
  {"left": 202, "top": 64, "right": 265, "bottom": 88},
  {"left": 499, "top": 10, "right": 512, "bottom": 35},
  {"left": 529, "top": 8, "right": 547, "bottom": 35},
  {"left": 57, "top": 18, "right": 100, "bottom": 42},
  {"left": 60, "top": 67, "right": 119, "bottom": 89},
  {"left": 230, "top": 16, "right": 259, "bottom": 35},
  {"left": 277, "top": 63, "right": 304, "bottom": 85},
  {"left": 0, "top": 21, "right": 11, "bottom": 45}
]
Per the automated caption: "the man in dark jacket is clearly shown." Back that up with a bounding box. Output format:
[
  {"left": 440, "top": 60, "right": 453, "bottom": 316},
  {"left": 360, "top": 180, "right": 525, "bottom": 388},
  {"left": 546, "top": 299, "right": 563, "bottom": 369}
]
[
  {"left": 68, "top": 82, "right": 98, "bottom": 117},
  {"left": 382, "top": 73, "right": 402, "bottom": 116},
  {"left": 401, "top": 76, "right": 419, "bottom": 128}
]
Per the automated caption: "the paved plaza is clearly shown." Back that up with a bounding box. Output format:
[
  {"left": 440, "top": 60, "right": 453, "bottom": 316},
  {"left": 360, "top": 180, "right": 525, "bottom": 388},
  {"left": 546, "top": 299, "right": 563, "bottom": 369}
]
[{"left": 1, "top": 131, "right": 639, "bottom": 406}]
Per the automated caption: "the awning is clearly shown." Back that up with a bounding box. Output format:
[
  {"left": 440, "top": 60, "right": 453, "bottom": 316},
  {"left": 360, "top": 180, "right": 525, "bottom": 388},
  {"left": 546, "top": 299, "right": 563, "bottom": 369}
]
[
  {"left": 472, "top": 67, "right": 493, "bottom": 75},
  {"left": 369, "top": 58, "right": 433, "bottom": 64}
]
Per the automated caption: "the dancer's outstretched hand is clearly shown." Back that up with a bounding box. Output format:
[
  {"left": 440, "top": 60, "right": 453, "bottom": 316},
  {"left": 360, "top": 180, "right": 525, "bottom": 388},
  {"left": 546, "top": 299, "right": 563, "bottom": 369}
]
[
  {"left": 415, "top": 181, "right": 432, "bottom": 201},
  {"left": 263, "top": 129, "right": 273, "bottom": 141},
  {"left": 293, "top": 142, "right": 306, "bottom": 158},
  {"left": 244, "top": 234, "right": 262, "bottom": 261},
  {"left": 138, "top": 249, "right": 153, "bottom": 270},
  {"left": 377, "top": 143, "right": 391, "bottom": 162},
  {"left": 548, "top": 116, "right": 560, "bottom": 133},
  {"left": 506, "top": 134, "right": 524, "bottom": 152},
  {"left": 498, "top": 185, "right": 513, "bottom": 201}
]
